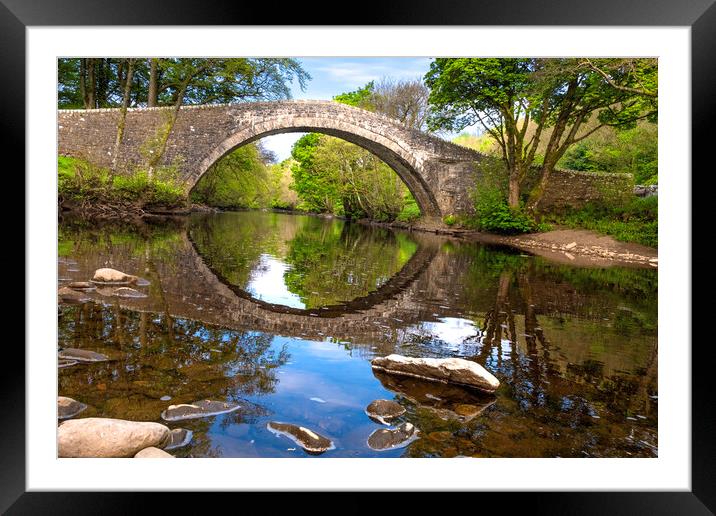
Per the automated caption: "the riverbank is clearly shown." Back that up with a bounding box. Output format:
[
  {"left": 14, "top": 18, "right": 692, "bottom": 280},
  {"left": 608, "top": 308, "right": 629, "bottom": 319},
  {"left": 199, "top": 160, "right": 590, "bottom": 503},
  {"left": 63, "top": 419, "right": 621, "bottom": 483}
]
[{"left": 360, "top": 218, "right": 658, "bottom": 268}]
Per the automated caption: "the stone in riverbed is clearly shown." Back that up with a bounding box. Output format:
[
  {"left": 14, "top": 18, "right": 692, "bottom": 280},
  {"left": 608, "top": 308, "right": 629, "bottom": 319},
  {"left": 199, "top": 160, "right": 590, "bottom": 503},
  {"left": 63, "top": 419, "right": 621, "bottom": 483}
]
[
  {"left": 161, "top": 399, "right": 241, "bottom": 421},
  {"left": 365, "top": 399, "right": 405, "bottom": 425},
  {"left": 371, "top": 354, "right": 499, "bottom": 393},
  {"left": 91, "top": 268, "right": 138, "bottom": 285},
  {"left": 58, "top": 359, "right": 78, "bottom": 368},
  {"left": 267, "top": 422, "right": 334, "bottom": 454},
  {"left": 135, "top": 447, "right": 174, "bottom": 458},
  {"left": 58, "top": 396, "right": 87, "bottom": 420},
  {"left": 163, "top": 428, "right": 193, "bottom": 450},
  {"left": 66, "top": 281, "right": 96, "bottom": 291},
  {"left": 57, "top": 287, "right": 91, "bottom": 304},
  {"left": 58, "top": 417, "right": 171, "bottom": 458},
  {"left": 58, "top": 348, "right": 109, "bottom": 363},
  {"left": 367, "top": 422, "right": 419, "bottom": 451},
  {"left": 111, "top": 287, "right": 147, "bottom": 298},
  {"left": 372, "top": 371, "right": 497, "bottom": 421}
]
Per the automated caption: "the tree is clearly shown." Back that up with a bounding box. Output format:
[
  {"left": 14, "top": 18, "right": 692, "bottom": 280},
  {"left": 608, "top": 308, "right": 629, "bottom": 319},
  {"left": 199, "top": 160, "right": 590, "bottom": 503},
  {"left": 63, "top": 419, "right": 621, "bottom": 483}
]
[
  {"left": 372, "top": 77, "right": 431, "bottom": 131},
  {"left": 425, "top": 58, "right": 658, "bottom": 211}
]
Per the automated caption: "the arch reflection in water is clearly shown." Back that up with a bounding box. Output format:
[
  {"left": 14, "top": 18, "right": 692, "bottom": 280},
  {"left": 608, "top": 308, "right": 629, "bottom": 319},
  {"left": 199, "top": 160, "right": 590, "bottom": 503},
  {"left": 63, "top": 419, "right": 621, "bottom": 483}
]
[
  {"left": 57, "top": 212, "right": 658, "bottom": 458},
  {"left": 188, "top": 211, "right": 424, "bottom": 314}
]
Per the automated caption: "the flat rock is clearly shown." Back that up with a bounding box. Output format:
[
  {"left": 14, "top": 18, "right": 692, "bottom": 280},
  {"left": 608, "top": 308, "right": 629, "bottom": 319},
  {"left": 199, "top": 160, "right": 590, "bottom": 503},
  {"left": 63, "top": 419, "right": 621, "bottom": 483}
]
[
  {"left": 365, "top": 399, "right": 405, "bottom": 425},
  {"left": 91, "top": 268, "right": 138, "bottom": 285},
  {"left": 112, "top": 287, "right": 147, "bottom": 298},
  {"left": 58, "top": 359, "right": 78, "bottom": 368},
  {"left": 367, "top": 422, "right": 419, "bottom": 451},
  {"left": 267, "top": 422, "right": 334, "bottom": 454},
  {"left": 66, "top": 281, "right": 96, "bottom": 291},
  {"left": 58, "top": 418, "right": 171, "bottom": 458},
  {"left": 371, "top": 354, "right": 499, "bottom": 393},
  {"left": 161, "top": 399, "right": 241, "bottom": 421},
  {"left": 163, "top": 428, "right": 193, "bottom": 450},
  {"left": 57, "top": 287, "right": 91, "bottom": 304},
  {"left": 134, "top": 447, "right": 174, "bottom": 458},
  {"left": 58, "top": 396, "right": 87, "bottom": 420},
  {"left": 58, "top": 348, "right": 109, "bottom": 363}
]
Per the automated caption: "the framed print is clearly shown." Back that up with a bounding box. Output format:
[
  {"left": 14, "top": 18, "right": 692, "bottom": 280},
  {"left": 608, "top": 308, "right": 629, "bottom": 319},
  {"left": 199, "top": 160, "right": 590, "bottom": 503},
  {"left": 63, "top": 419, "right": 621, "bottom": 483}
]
[{"left": 6, "top": 0, "right": 713, "bottom": 512}]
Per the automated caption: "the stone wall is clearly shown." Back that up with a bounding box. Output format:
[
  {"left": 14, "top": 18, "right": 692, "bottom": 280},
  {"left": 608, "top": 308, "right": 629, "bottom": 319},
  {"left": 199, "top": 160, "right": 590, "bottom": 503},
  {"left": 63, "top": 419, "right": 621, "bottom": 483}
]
[{"left": 525, "top": 168, "right": 635, "bottom": 212}]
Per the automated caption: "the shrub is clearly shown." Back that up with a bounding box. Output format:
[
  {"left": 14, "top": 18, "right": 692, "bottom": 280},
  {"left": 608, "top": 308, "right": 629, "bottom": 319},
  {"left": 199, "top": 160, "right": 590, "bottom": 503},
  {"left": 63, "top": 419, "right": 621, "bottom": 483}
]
[
  {"left": 443, "top": 214, "right": 457, "bottom": 226},
  {"left": 469, "top": 181, "right": 537, "bottom": 234}
]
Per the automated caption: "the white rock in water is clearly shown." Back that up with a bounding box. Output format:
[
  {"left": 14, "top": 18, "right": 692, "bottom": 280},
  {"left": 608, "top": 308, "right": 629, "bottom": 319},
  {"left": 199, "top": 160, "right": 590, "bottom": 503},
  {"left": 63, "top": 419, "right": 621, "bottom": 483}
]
[
  {"left": 135, "top": 447, "right": 175, "bottom": 458},
  {"left": 58, "top": 418, "right": 171, "bottom": 458},
  {"left": 267, "top": 421, "right": 334, "bottom": 455},
  {"left": 91, "top": 268, "right": 138, "bottom": 284},
  {"left": 161, "top": 399, "right": 241, "bottom": 421},
  {"left": 58, "top": 348, "right": 109, "bottom": 363},
  {"left": 371, "top": 354, "right": 500, "bottom": 393}
]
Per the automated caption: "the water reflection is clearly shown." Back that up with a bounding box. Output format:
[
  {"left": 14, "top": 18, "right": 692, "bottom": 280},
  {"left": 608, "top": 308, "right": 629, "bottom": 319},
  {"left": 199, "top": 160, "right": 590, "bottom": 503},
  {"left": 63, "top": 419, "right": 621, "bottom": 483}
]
[
  {"left": 189, "top": 212, "right": 419, "bottom": 311},
  {"left": 57, "top": 212, "right": 658, "bottom": 458}
]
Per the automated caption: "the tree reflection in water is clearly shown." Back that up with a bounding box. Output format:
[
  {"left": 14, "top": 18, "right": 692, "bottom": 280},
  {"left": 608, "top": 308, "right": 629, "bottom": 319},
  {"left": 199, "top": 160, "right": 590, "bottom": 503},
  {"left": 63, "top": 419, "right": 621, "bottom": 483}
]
[{"left": 57, "top": 212, "right": 657, "bottom": 458}]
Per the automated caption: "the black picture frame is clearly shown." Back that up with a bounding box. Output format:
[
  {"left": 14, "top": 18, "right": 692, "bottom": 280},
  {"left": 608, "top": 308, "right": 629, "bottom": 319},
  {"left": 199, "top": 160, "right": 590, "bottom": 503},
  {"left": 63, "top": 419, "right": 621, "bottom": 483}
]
[{"left": 7, "top": 0, "right": 712, "bottom": 513}]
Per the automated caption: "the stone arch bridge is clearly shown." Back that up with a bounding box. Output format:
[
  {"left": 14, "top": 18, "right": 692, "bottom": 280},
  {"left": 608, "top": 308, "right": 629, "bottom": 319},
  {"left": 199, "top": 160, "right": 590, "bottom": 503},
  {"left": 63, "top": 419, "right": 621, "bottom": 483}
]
[{"left": 58, "top": 100, "right": 487, "bottom": 218}]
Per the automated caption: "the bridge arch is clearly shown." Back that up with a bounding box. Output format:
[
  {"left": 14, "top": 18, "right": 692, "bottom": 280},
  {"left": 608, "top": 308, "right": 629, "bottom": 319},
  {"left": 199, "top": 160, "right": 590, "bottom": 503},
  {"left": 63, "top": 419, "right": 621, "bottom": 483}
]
[
  {"left": 58, "top": 101, "right": 486, "bottom": 218},
  {"left": 189, "top": 114, "right": 442, "bottom": 217}
]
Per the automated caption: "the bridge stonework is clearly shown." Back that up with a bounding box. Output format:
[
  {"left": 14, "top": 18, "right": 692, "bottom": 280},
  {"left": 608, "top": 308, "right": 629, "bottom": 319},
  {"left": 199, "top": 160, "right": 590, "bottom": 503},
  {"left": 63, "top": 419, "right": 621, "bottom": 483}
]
[{"left": 57, "top": 101, "right": 486, "bottom": 219}]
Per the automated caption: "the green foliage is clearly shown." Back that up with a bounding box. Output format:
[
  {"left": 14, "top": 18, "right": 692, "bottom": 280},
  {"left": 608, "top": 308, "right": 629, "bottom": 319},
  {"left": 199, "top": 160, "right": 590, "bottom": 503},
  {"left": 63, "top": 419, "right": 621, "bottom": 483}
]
[
  {"left": 58, "top": 58, "right": 311, "bottom": 108},
  {"left": 425, "top": 58, "right": 658, "bottom": 208},
  {"left": 560, "top": 122, "right": 657, "bottom": 184},
  {"left": 397, "top": 195, "right": 421, "bottom": 223},
  {"left": 58, "top": 156, "right": 185, "bottom": 207},
  {"left": 543, "top": 196, "right": 657, "bottom": 248},
  {"left": 289, "top": 133, "right": 418, "bottom": 222},
  {"left": 443, "top": 215, "right": 457, "bottom": 226},
  {"left": 333, "top": 81, "right": 375, "bottom": 109},
  {"left": 191, "top": 144, "right": 272, "bottom": 209}
]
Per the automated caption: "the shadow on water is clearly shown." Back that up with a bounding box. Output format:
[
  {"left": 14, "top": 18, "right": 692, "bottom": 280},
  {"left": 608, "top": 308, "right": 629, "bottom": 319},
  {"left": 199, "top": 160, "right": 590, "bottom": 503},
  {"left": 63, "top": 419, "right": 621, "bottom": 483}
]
[{"left": 57, "top": 211, "right": 658, "bottom": 458}]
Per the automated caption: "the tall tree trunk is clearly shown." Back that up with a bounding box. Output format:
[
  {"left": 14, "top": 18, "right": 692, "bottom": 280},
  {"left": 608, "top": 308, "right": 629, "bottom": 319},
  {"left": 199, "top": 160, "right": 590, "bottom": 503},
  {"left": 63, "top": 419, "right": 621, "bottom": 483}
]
[
  {"left": 82, "top": 58, "right": 96, "bottom": 109},
  {"left": 148, "top": 58, "right": 159, "bottom": 107},
  {"left": 508, "top": 171, "right": 520, "bottom": 208},
  {"left": 112, "top": 58, "right": 135, "bottom": 173}
]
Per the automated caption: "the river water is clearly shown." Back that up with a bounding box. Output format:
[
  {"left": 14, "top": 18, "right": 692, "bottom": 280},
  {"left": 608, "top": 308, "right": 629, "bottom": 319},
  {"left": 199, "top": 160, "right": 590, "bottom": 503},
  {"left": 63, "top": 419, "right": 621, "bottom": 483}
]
[{"left": 57, "top": 211, "right": 658, "bottom": 458}]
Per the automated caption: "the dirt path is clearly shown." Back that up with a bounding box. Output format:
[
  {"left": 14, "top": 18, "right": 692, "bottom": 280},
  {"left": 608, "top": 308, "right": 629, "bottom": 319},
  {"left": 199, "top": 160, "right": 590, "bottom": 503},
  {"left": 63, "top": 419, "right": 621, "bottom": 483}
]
[{"left": 451, "top": 227, "right": 658, "bottom": 268}]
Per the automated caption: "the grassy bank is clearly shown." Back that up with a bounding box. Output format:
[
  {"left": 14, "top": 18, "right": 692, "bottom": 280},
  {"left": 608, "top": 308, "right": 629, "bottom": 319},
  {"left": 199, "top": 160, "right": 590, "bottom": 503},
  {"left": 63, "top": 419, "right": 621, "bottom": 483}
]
[
  {"left": 540, "top": 196, "right": 658, "bottom": 248},
  {"left": 58, "top": 156, "right": 187, "bottom": 214}
]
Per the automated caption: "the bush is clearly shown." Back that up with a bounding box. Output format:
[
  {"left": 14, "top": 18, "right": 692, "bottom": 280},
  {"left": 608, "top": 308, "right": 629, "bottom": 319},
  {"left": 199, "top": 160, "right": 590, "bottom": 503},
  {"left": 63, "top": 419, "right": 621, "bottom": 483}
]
[{"left": 469, "top": 183, "right": 537, "bottom": 234}]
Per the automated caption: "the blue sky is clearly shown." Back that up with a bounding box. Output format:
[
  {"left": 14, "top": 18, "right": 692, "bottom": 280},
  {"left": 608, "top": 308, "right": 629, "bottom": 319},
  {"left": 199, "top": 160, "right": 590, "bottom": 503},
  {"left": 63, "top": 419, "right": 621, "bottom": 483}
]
[{"left": 261, "top": 57, "right": 450, "bottom": 161}]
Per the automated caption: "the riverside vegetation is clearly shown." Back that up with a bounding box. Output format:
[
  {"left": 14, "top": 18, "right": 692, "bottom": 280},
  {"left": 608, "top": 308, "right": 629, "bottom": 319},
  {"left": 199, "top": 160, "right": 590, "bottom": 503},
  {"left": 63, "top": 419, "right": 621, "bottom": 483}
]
[{"left": 58, "top": 58, "right": 657, "bottom": 248}]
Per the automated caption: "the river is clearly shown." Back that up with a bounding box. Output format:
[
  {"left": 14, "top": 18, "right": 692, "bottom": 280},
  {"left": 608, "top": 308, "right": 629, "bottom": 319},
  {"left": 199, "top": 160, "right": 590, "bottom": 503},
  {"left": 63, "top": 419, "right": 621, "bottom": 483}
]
[{"left": 57, "top": 211, "right": 658, "bottom": 458}]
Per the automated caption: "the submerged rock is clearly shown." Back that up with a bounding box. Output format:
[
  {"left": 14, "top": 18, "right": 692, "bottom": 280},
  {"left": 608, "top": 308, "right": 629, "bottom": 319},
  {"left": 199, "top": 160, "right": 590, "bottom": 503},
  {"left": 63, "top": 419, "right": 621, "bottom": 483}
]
[
  {"left": 365, "top": 399, "right": 405, "bottom": 425},
  {"left": 58, "top": 396, "right": 87, "bottom": 420},
  {"left": 372, "top": 371, "right": 496, "bottom": 421},
  {"left": 58, "top": 418, "right": 171, "bottom": 458},
  {"left": 58, "top": 359, "right": 78, "bottom": 369},
  {"left": 58, "top": 348, "right": 109, "bottom": 363},
  {"left": 367, "top": 422, "right": 419, "bottom": 451},
  {"left": 112, "top": 287, "right": 147, "bottom": 299},
  {"left": 135, "top": 447, "right": 174, "bottom": 458},
  {"left": 371, "top": 354, "right": 500, "bottom": 393},
  {"left": 163, "top": 428, "right": 193, "bottom": 451},
  {"left": 161, "top": 399, "right": 241, "bottom": 421},
  {"left": 66, "top": 281, "right": 96, "bottom": 291},
  {"left": 91, "top": 268, "right": 138, "bottom": 285},
  {"left": 57, "top": 287, "right": 91, "bottom": 304},
  {"left": 267, "top": 422, "right": 334, "bottom": 454}
]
